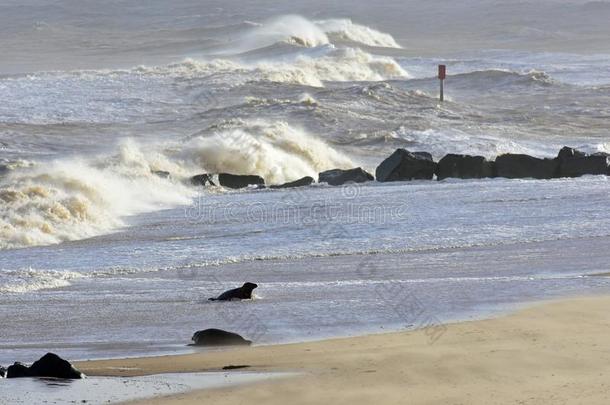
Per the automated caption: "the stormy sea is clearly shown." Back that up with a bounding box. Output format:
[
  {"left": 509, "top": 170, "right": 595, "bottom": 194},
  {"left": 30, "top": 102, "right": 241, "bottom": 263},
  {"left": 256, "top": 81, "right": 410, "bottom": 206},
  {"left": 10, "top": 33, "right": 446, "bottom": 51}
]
[{"left": 2, "top": 0, "right": 610, "bottom": 368}]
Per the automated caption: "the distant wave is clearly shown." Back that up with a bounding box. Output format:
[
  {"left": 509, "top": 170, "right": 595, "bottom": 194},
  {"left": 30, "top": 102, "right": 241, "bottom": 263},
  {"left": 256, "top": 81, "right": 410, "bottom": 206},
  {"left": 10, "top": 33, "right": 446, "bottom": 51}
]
[
  {"left": 389, "top": 127, "right": 558, "bottom": 160},
  {"left": 136, "top": 47, "right": 409, "bottom": 87},
  {"left": 225, "top": 15, "right": 402, "bottom": 53},
  {"left": 447, "top": 69, "right": 557, "bottom": 89},
  {"left": 315, "top": 19, "right": 402, "bottom": 48}
]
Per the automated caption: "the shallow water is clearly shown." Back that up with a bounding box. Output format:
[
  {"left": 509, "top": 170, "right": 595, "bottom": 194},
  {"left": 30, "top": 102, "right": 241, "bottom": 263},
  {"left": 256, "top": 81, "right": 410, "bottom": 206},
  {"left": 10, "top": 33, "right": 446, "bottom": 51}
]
[
  {"left": 0, "top": 372, "right": 293, "bottom": 405},
  {"left": 2, "top": 178, "right": 610, "bottom": 363}
]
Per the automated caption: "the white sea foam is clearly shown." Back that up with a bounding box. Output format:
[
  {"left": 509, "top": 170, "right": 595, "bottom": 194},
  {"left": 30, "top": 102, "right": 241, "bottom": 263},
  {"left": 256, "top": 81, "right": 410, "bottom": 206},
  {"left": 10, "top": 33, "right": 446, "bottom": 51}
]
[
  {"left": 0, "top": 122, "right": 354, "bottom": 249},
  {"left": 392, "top": 127, "right": 561, "bottom": 160},
  {"left": 0, "top": 140, "right": 194, "bottom": 250},
  {"left": 226, "top": 15, "right": 401, "bottom": 52},
  {"left": 138, "top": 46, "right": 409, "bottom": 87},
  {"left": 184, "top": 120, "right": 354, "bottom": 184},
  {"left": 0, "top": 268, "right": 85, "bottom": 293},
  {"left": 237, "top": 15, "right": 330, "bottom": 51},
  {"left": 315, "top": 19, "right": 402, "bottom": 48}
]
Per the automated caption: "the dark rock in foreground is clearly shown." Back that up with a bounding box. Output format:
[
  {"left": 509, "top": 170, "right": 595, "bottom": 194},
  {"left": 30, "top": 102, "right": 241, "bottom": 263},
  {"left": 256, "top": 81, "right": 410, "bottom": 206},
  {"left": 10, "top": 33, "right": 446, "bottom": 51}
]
[
  {"left": 318, "top": 168, "right": 373, "bottom": 186},
  {"left": 495, "top": 154, "right": 559, "bottom": 179},
  {"left": 7, "top": 353, "right": 83, "bottom": 379},
  {"left": 218, "top": 173, "right": 265, "bottom": 189},
  {"left": 270, "top": 176, "right": 314, "bottom": 189},
  {"left": 436, "top": 154, "right": 495, "bottom": 180},
  {"left": 557, "top": 147, "right": 610, "bottom": 178},
  {"left": 209, "top": 282, "right": 258, "bottom": 301},
  {"left": 191, "top": 173, "right": 216, "bottom": 186},
  {"left": 222, "top": 365, "right": 250, "bottom": 370},
  {"left": 6, "top": 363, "right": 30, "bottom": 378},
  {"left": 376, "top": 149, "right": 436, "bottom": 182},
  {"left": 191, "top": 329, "right": 252, "bottom": 347}
]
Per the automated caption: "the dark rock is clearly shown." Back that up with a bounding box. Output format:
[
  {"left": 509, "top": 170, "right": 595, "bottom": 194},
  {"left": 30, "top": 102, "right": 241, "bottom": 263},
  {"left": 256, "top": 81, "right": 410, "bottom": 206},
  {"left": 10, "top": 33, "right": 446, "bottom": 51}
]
[
  {"left": 436, "top": 154, "right": 495, "bottom": 180},
  {"left": 7, "top": 354, "right": 83, "bottom": 379},
  {"left": 0, "top": 366, "right": 6, "bottom": 378},
  {"left": 222, "top": 365, "right": 250, "bottom": 370},
  {"left": 495, "top": 154, "right": 559, "bottom": 179},
  {"left": 191, "top": 173, "right": 216, "bottom": 186},
  {"left": 318, "top": 168, "right": 374, "bottom": 186},
  {"left": 209, "top": 282, "right": 258, "bottom": 301},
  {"left": 376, "top": 149, "right": 436, "bottom": 182},
  {"left": 559, "top": 155, "right": 610, "bottom": 177},
  {"left": 218, "top": 173, "right": 265, "bottom": 189},
  {"left": 29, "top": 353, "right": 83, "bottom": 379},
  {"left": 191, "top": 329, "right": 252, "bottom": 347},
  {"left": 557, "top": 146, "right": 587, "bottom": 161},
  {"left": 7, "top": 363, "right": 30, "bottom": 378},
  {"left": 557, "top": 147, "right": 610, "bottom": 178},
  {"left": 270, "top": 176, "right": 314, "bottom": 189},
  {"left": 152, "top": 170, "right": 171, "bottom": 179}
]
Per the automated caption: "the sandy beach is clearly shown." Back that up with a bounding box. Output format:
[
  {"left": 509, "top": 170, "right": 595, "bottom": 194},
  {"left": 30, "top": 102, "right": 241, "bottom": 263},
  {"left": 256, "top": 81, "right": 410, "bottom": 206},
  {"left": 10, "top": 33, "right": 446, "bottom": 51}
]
[{"left": 75, "top": 295, "right": 610, "bottom": 404}]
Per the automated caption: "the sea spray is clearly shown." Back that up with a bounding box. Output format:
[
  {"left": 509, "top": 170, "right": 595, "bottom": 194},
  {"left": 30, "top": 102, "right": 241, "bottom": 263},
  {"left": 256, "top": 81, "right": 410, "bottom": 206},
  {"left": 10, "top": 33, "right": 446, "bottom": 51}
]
[
  {"left": 0, "top": 125, "right": 354, "bottom": 249},
  {"left": 183, "top": 120, "right": 354, "bottom": 185},
  {"left": 233, "top": 15, "right": 330, "bottom": 52},
  {"left": 315, "top": 19, "right": 402, "bottom": 48},
  {"left": 151, "top": 47, "right": 409, "bottom": 87},
  {"left": 0, "top": 140, "right": 194, "bottom": 250}
]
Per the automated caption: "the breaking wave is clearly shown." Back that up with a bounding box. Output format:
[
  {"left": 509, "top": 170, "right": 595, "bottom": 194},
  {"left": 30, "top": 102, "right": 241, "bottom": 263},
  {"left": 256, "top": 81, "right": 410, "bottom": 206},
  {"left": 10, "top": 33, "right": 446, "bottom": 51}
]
[
  {"left": 447, "top": 69, "right": 557, "bottom": 89},
  {"left": 130, "top": 15, "right": 407, "bottom": 87},
  {"left": 227, "top": 15, "right": 402, "bottom": 52},
  {"left": 234, "top": 15, "right": 330, "bottom": 51},
  {"left": 0, "top": 122, "right": 354, "bottom": 250},
  {"left": 0, "top": 268, "right": 85, "bottom": 293},
  {"left": 0, "top": 140, "right": 194, "bottom": 250},
  {"left": 314, "top": 19, "right": 402, "bottom": 48},
  {"left": 184, "top": 120, "right": 354, "bottom": 185},
  {"left": 137, "top": 47, "right": 409, "bottom": 87}
]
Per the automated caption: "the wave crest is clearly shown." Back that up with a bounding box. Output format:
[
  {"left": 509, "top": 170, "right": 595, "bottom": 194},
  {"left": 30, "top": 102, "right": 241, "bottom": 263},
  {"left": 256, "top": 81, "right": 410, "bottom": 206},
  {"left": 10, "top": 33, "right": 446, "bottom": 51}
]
[
  {"left": 0, "top": 268, "right": 84, "bottom": 293},
  {"left": 185, "top": 120, "right": 354, "bottom": 185},
  {"left": 315, "top": 19, "right": 401, "bottom": 48},
  {"left": 0, "top": 140, "right": 193, "bottom": 250}
]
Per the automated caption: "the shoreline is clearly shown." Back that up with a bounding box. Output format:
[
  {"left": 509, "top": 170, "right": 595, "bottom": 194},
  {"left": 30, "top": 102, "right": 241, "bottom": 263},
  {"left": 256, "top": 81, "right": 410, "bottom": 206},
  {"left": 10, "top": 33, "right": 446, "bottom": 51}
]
[{"left": 75, "top": 295, "right": 610, "bottom": 404}]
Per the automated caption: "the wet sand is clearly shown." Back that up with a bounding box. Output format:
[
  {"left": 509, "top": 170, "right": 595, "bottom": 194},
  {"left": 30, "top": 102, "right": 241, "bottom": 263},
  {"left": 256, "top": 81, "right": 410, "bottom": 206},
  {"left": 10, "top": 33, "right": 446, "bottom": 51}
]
[{"left": 76, "top": 295, "right": 610, "bottom": 404}]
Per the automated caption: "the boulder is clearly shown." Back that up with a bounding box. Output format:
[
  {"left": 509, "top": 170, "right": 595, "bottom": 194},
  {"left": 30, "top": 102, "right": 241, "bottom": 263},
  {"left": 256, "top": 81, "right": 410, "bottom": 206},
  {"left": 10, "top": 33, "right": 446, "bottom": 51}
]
[
  {"left": 318, "top": 168, "right": 374, "bottom": 186},
  {"left": 191, "top": 329, "right": 252, "bottom": 347},
  {"left": 270, "top": 176, "right": 314, "bottom": 189},
  {"left": 218, "top": 173, "right": 265, "bottom": 189},
  {"left": 557, "top": 147, "right": 610, "bottom": 177},
  {"left": 436, "top": 154, "right": 495, "bottom": 180},
  {"left": 6, "top": 363, "right": 30, "bottom": 378},
  {"left": 7, "top": 353, "right": 84, "bottom": 379},
  {"left": 29, "top": 353, "right": 84, "bottom": 379},
  {"left": 376, "top": 149, "right": 436, "bottom": 182},
  {"left": 191, "top": 173, "right": 216, "bottom": 186},
  {"left": 495, "top": 154, "right": 559, "bottom": 179},
  {"left": 557, "top": 146, "right": 586, "bottom": 161}
]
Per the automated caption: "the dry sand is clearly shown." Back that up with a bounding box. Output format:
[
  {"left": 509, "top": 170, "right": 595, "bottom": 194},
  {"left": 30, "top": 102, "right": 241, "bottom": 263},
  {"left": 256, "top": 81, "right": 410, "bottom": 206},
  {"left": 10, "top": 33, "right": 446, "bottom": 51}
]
[{"left": 77, "top": 296, "right": 610, "bottom": 404}]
